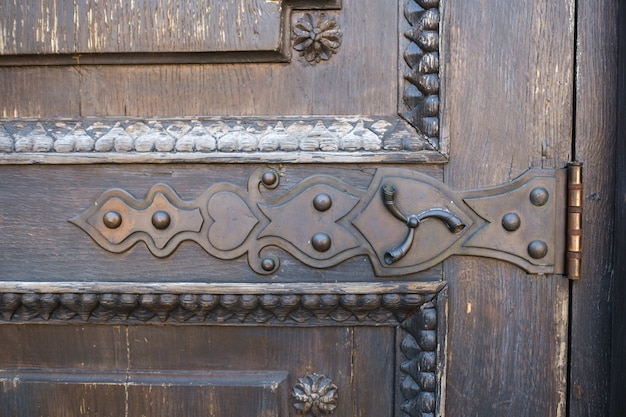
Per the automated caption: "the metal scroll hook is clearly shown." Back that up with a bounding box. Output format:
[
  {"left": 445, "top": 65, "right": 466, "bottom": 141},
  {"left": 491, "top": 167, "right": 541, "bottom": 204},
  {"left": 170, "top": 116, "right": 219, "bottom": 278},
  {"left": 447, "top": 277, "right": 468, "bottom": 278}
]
[{"left": 382, "top": 183, "right": 467, "bottom": 265}]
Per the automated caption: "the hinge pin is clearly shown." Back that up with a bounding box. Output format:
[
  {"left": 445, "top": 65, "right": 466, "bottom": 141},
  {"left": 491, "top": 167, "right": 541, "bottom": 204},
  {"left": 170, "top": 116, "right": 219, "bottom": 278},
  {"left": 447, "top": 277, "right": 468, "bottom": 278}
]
[{"left": 567, "top": 162, "right": 583, "bottom": 279}]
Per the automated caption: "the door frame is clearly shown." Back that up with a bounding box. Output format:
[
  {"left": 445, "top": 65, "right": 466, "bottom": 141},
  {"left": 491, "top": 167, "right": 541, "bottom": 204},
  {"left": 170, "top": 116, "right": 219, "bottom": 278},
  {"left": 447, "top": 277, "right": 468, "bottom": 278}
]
[{"left": 571, "top": 0, "right": 618, "bottom": 416}]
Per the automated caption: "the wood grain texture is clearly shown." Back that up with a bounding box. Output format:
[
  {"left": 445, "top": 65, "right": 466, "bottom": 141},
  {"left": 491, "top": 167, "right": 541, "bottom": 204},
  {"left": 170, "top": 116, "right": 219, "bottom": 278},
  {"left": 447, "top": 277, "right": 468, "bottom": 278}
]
[
  {"left": 75, "top": 0, "right": 283, "bottom": 54},
  {"left": 0, "top": 0, "right": 397, "bottom": 118},
  {"left": 0, "top": 0, "right": 285, "bottom": 55},
  {"left": 610, "top": 0, "right": 626, "bottom": 415},
  {"left": 570, "top": 1, "right": 617, "bottom": 416},
  {"left": 0, "top": 0, "right": 75, "bottom": 55},
  {"left": 0, "top": 324, "right": 394, "bottom": 416},
  {"left": 0, "top": 66, "right": 80, "bottom": 118},
  {"left": 441, "top": 0, "right": 573, "bottom": 416}
]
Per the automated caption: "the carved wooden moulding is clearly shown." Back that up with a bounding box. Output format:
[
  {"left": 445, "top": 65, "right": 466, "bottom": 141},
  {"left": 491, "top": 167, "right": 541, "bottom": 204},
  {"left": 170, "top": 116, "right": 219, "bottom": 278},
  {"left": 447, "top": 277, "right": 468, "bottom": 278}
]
[
  {"left": 401, "top": 0, "right": 441, "bottom": 148},
  {"left": 0, "top": 118, "right": 441, "bottom": 164},
  {"left": 0, "top": 282, "right": 443, "bottom": 325}
]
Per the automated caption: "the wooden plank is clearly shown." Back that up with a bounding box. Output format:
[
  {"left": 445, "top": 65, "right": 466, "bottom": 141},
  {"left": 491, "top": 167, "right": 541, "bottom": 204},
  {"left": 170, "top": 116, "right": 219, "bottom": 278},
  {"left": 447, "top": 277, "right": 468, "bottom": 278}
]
[
  {"left": 75, "top": 0, "right": 283, "bottom": 54},
  {"left": 0, "top": 325, "right": 127, "bottom": 369},
  {"left": 441, "top": 0, "right": 574, "bottom": 416},
  {"left": 353, "top": 327, "right": 395, "bottom": 417},
  {"left": 0, "top": 1, "right": 75, "bottom": 55},
  {"left": 610, "top": 0, "right": 626, "bottom": 415},
  {"left": 128, "top": 326, "right": 353, "bottom": 414},
  {"left": 569, "top": 1, "right": 617, "bottom": 416},
  {"left": 0, "top": 369, "right": 289, "bottom": 416},
  {"left": 77, "top": 0, "right": 396, "bottom": 117},
  {"left": 0, "top": 0, "right": 399, "bottom": 120},
  {"left": 0, "top": 0, "right": 284, "bottom": 55},
  {"left": 0, "top": 67, "right": 80, "bottom": 118},
  {"left": 126, "top": 371, "right": 289, "bottom": 417},
  {"left": 0, "top": 373, "right": 126, "bottom": 417}
]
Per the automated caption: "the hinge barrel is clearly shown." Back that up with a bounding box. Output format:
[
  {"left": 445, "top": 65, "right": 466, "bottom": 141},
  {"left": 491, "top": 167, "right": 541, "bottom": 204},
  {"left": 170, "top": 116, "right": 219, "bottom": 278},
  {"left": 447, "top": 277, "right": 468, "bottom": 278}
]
[{"left": 567, "top": 162, "right": 583, "bottom": 279}]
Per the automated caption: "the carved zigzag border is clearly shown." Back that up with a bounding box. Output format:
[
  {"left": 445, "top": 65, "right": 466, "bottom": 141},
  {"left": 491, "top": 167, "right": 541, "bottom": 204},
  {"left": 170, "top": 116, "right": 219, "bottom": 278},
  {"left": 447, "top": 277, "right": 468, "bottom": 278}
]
[{"left": 402, "top": 0, "right": 441, "bottom": 150}]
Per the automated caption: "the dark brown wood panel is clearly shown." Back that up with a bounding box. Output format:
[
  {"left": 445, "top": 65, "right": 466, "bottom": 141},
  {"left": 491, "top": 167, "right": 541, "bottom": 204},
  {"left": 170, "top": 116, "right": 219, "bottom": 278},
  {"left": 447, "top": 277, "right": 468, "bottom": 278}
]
[
  {"left": 0, "top": 325, "right": 127, "bottom": 370},
  {"left": 0, "top": 1, "right": 76, "bottom": 55},
  {"left": 0, "top": 324, "right": 396, "bottom": 416},
  {"left": 570, "top": 0, "right": 617, "bottom": 416},
  {"left": 0, "top": 66, "right": 80, "bottom": 118},
  {"left": 1, "top": 370, "right": 290, "bottom": 417},
  {"left": 0, "top": 372, "right": 126, "bottom": 417},
  {"left": 442, "top": 0, "right": 573, "bottom": 416},
  {"left": 74, "top": 0, "right": 283, "bottom": 54},
  {"left": 0, "top": 0, "right": 398, "bottom": 118},
  {"left": 610, "top": 0, "right": 626, "bottom": 414}
]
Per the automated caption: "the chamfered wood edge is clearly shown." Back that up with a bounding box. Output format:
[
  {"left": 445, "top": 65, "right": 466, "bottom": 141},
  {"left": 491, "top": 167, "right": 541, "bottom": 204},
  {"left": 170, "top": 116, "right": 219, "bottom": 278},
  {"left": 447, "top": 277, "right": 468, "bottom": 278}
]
[
  {"left": 0, "top": 281, "right": 446, "bottom": 294},
  {"left": 0, "top": 151, "right": 447, "bottom": 165}
]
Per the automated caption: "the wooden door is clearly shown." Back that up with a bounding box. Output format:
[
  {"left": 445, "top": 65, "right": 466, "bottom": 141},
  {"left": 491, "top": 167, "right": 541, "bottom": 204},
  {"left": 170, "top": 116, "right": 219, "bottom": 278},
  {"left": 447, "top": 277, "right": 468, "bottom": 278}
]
[{"left": 0, "top": 0, "right": 614, "bottom": 416}]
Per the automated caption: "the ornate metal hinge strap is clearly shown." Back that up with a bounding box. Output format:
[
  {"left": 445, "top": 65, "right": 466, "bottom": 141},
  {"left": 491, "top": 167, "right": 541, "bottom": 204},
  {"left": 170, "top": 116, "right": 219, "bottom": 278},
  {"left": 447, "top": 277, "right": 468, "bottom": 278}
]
[{"left": 71, "top": 167, "right": 574, "bottom": 276}]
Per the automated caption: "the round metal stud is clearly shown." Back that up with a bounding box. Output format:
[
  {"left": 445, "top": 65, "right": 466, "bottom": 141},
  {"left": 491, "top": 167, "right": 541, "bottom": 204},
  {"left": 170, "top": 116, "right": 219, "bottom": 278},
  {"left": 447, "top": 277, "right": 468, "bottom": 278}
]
[
  {"left": 151, "top": 211, "right": 171, "bottom": 230},
  {"left": 261, "top": 171, "right": 279, "bottom": 188},
  {"left": 313, "top": 193, "right": 332, "bottom": 212},
  {"left": 530, "top": 187, "right": 549, "bottom": 206},
  {"left": 527, "top": 240, "right": 548, "bottom": 259},
  {"left": 501, "top": 212, "right": 521, "bottom": 232},
  {"left": 311, "top": 232, "right": 332, "bottom": 252},
  {"left": 103, "top": 211, "right": 122, "bottom": 229},
  {"left": 261, "top": 257, "right": 276, "bottom": 272}
]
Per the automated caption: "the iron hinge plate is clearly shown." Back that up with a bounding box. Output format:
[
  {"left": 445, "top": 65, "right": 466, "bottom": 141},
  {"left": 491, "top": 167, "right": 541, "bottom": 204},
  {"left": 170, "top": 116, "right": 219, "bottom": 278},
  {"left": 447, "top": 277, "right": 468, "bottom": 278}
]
[{"left": 70, "top": 165, "right": 581, "bottom": 277}]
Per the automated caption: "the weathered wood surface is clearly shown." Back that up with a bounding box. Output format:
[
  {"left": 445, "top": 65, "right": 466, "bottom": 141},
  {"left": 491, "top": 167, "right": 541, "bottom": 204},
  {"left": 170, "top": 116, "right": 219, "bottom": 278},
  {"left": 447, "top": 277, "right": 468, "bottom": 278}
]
[
  {"left": 0, "top": 0, "right": 397, "bottom": 118},
  {"left": 610, "top": 0, "right": 626, "bottom": 415},
  {"left": 442, "top": 0, "right": 573, "bottom": 416},
  {"left": 0, "top": 325, "right": 394, "bottom": 416},
  {"left": 0, "top": 0, "right": 284, "bottom": 54},
  {"left": 570, "top": 1, "right": 617, "bottom": 416}
]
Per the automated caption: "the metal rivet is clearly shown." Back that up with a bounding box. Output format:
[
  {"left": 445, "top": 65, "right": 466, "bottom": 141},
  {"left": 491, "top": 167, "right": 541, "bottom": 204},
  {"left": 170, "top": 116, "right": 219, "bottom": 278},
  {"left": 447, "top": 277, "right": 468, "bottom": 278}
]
[
  {"left": 311, "top": 232, "right": 332, "bottom": 252},
  {"left": 103, "top": 211, "right": 122, "bottom": 229},
  {"left": 530, "top": 187, "right": 549, "bottom": 206},
  {"left": 528, "top": 240, "right": 548, "bottom": 259},
  {"left": 502, "top": 212, "right": 521, "bottom": 232},
  {"left": 313, "top": 193, "right": 332, "bottom": 211},
  {"left": 261, "top": 257, "right": 276, "bottom": 272},
  {"left": 261, "top": 171, "right": 278, "bottom": 188},
  {"left": 151, "top": 211, "right": 171, "bottom": 230}
]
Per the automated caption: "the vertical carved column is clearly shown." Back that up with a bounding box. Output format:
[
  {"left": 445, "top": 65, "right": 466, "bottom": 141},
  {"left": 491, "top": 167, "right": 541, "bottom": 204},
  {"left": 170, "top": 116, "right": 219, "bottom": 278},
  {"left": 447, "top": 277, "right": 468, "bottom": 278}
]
[
  {"left": 402, "top": 0, "right": 440, "bottom": 149},
  {"left": 397, "top": 300, "right": 439, "bottom": 416}
]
